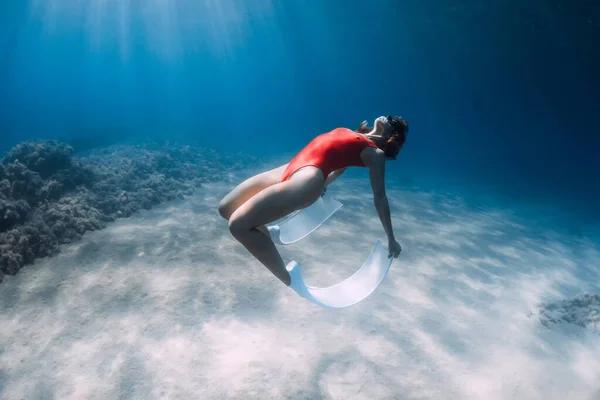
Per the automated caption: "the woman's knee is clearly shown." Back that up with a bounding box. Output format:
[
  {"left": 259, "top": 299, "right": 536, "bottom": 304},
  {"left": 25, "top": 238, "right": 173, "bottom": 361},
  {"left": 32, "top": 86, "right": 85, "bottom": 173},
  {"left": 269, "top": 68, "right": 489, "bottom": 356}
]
[
  {"left": 228, "top": 212, "right": 249, "bottom": 238},
  {"left": 218, "top": 198, "right": 233, "bottom": 220}
]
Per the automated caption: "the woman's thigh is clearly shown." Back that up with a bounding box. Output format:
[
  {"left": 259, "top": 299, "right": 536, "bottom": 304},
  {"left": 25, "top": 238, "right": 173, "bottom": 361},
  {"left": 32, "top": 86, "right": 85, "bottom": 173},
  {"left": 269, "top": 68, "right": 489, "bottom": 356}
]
[{"left": 218, "top": 163, "right": 288, "bottom": 220}]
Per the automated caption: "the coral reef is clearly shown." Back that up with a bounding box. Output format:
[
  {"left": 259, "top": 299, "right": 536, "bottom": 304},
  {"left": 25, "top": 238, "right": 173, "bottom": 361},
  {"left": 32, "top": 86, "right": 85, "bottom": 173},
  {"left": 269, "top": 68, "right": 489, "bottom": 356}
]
[
  {"left": 536, "top": 293, "right": 600, "bottom": 332},
  {"left": 3, "top": 140, "right": 75, "bottom": 179},
  {"left": 0, "top": 140, "right": 257, "bottom": 282}
]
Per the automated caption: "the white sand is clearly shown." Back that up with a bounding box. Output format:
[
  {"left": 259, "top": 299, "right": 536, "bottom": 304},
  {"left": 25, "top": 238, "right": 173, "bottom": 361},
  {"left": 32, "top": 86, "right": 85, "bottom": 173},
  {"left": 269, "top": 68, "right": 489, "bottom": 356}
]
[{"left": 1, "top": 175, "right": 599, "bottom": 400}]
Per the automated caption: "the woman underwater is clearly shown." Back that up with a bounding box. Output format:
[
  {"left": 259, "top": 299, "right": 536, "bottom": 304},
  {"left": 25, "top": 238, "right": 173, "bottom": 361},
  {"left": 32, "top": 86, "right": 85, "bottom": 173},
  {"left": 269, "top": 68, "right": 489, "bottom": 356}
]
[{"left": 218, "top": 115, "right": 408, "bottom": 286}]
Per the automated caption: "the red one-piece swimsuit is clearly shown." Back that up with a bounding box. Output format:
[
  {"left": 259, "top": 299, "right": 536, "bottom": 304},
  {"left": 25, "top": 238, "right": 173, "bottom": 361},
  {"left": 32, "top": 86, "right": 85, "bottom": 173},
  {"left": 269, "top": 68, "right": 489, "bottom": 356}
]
[{"left": 280, "top": 127, "right": 379, "bottom": 182}]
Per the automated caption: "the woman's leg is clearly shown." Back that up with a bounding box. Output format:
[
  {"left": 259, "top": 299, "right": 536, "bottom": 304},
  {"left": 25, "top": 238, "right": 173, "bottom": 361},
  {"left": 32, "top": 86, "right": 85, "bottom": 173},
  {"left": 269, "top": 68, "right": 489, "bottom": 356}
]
[
  {"left": 228, "top": 167, "right": 324, "bottom": 285},
  {"left": 218, "top": 163, "right": 289, "bottom": 221}
]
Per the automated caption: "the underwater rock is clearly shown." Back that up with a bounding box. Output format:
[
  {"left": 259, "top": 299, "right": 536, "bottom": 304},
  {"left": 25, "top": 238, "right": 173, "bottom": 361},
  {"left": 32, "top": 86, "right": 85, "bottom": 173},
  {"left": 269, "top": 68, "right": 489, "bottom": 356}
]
[
  {"left": 0, "top": 228, "right": 35, "bottom": 275},
  {"left": 0, "top": 178, "right": 11, "bottom": 197},
  {"left": 2, "top": 140, "right": 74, "bottom": 178},
  {"left": 0, "top": 195, "right": 31, "bottom": 233},
  {"left": 537, "top": 293, "right": 600, "bottom": 331},
  {"left": 4, "top": 161, "right": 45, "bottom": 206},
  {"left": 0, "top": 139, "right": 259, "bottom": 280},
  {"left": 40, "top": 180, "right": 64, "bottom": 201},
  {"left": 37, "top": 195, "right": 107, "bottom": 244},
  {"left": 51, "top": 159, "right": 95, "bottom": 191}
]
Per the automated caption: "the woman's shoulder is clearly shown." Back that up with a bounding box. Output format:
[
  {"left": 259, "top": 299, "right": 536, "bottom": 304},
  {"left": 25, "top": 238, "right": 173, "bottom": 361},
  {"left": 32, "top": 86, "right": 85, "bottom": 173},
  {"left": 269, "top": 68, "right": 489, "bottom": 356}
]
[{"left": 360, "top": 146, "right": 385, "bottom": 168}]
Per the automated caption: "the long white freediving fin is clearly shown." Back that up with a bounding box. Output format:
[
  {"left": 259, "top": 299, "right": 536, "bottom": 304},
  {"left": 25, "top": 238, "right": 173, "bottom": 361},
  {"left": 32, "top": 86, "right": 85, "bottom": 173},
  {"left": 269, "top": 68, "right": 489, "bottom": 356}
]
[
  {"left": 267, "top": 194, "right": 343, "bottom": 245},
  {"left": 286, "top": 240, "right": 393, "bottom": 309},
  {"left": 266, "top": 193, "right": 395, "bottom": 308}
]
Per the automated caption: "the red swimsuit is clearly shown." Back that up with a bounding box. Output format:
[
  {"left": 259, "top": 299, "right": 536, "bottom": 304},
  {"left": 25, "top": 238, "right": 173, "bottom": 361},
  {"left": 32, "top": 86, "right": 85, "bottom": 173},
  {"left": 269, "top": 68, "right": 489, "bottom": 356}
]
[{"left": 280, "top": 128, "right": 379, "bottom": 182}]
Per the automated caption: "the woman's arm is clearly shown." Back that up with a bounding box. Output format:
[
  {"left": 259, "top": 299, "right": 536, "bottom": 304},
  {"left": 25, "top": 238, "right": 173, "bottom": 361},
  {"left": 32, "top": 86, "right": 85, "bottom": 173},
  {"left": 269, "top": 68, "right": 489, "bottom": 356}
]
[
  {"left": 361, "top": 147, "right": 395, "bottom": 241},
  {"left": 361, "top": 144, "right": 403, "bottom": 258},
  {"left": 356, "top": 120, "right": 370, "bottom": 133}
]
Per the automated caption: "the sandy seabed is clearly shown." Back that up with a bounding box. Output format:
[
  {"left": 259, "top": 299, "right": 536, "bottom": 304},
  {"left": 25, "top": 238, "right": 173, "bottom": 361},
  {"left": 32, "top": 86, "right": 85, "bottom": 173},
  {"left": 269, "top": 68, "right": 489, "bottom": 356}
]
[{"left": 1, "top": 174, "right": 600, "bottom": 400}]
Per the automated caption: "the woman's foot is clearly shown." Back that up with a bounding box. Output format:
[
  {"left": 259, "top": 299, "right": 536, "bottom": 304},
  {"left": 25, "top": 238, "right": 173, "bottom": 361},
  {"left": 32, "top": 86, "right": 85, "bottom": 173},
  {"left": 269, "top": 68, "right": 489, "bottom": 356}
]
[{"left": 255, "top": 225, "right": 271, "bottom": 239}]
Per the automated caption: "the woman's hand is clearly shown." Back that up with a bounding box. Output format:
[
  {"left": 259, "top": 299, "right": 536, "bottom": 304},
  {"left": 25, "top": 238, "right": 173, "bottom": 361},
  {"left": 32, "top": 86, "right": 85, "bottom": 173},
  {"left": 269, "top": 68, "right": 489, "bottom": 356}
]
[
  {"left": 357, "top": 120, "right": 369, "bottom": 133},
  {"left": 387, "top": 238, "right": 402, "bottom": 259}
]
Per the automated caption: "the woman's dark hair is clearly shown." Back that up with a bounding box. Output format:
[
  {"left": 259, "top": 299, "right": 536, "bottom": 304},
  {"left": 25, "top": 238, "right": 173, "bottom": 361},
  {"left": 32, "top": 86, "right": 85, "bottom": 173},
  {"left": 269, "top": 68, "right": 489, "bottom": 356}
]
[
  {"left": 383, "top": 115, "right": 408, "bottom": 160},
  {"left": 386, "top": 115, "right": 409, "bottom": 137},
  {"left": 355, "top": 115, "right": 409, "bottom": 159}
]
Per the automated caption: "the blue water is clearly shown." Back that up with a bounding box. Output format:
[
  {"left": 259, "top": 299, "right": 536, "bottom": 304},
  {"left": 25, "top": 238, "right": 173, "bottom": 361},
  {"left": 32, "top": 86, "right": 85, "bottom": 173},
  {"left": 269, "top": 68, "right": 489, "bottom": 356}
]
[
  {"left": 1, "top": 0, "right": 598, "bottom": 227},
  {"left": 2, "top": 4, "right": 600, "bottom": 397}
]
